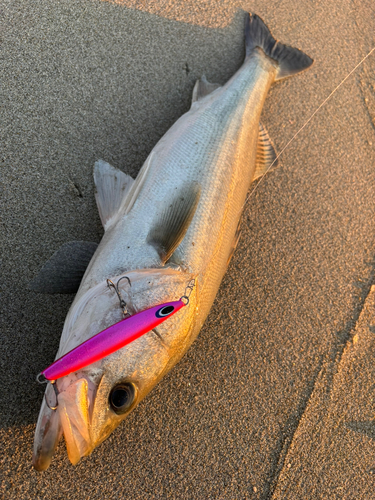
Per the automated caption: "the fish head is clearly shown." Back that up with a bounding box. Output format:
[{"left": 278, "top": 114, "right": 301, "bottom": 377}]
[{"left": 33, "top": 268, "right": 196, "bottom": 470}]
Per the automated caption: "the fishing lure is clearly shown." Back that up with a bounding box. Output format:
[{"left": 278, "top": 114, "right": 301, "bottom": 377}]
[{"left": 37, "top": 278, "right": 195, "bottom": 387}]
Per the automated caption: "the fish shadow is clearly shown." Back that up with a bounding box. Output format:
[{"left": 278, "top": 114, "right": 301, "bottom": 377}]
[{"left": 2, "top": 4, "right": 247, "bottom": 429}]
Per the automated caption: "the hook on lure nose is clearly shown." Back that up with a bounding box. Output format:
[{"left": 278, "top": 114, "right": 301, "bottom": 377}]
[
  {"left": 36, "top": 372, "right": 59, "bottom": 410},
  {"left": 107, "top": 276, "right": 131, "bottom": 317}
]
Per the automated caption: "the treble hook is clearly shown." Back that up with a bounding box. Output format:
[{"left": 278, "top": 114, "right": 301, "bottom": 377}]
[
  {"left": 180, "top": 279, "right": 196, "bottom": 306},
  {"left": 36, "top": 373, "right": 59, "bottom": 411},
  {"left": 107, "top": 276, "right": 131, "bottom": 317}
]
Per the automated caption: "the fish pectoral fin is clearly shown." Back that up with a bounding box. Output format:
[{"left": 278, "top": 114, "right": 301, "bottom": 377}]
[
  {"left": 147, "top": 182, "right": 201, "bottom": 263},
  {"left": 28, "top": 241, "right": 98, "bottom": 294},
  {"left": 253, "top": 122, "right": 279, "bottom": 181},
  {"left": 94, "top": 160, "right": 135, "bottom": 230},
  {"left": 191, "top": 75, "right": 221, "bottom": 105}
]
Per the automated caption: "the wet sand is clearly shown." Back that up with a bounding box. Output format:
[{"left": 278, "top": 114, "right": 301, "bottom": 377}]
[{"left": 1, "top": 1, "right": 375, "bottom": 498}]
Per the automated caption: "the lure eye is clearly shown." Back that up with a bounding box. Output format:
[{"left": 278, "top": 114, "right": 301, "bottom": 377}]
[
  {"left": 155, "top": 305, "right": 174, "bottom": 318},
  {"left": 109, "top": 383, "right": 136, "bottom": 415}
]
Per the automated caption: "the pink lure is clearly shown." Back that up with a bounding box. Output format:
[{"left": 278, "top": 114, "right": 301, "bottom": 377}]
[{"left": 41, "top": 300, "right": 185, "bottom": 381}]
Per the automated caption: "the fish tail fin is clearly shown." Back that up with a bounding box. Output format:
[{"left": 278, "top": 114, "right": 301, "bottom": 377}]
[{"left": 245, "top": 13, "right": 313, "bottom": 80}]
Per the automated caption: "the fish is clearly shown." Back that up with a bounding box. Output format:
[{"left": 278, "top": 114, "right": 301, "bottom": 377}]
[{"left": 30, "top": 13, "right": 313, "bottom": 470}]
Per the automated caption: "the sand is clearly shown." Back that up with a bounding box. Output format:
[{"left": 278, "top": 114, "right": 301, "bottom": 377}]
[{"left": 1, "top": 0, "right": 375, "bottom": 498}]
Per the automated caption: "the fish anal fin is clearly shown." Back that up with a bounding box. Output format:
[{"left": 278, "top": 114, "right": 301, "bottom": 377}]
[
  {"left": 28, "top": 241, "right": 98, "bottom": 294},
  {"left": 191, "top": 75, "right": 221, "bottom": 105},
  {"left": 254, "top": 122, "right": 279, "bottom": 181},
  {"left": 94, "top": 160, "right": 134, "bottom": 231},
  {"left": 147, "top": 183, "right": 201, "bottom": 263}
]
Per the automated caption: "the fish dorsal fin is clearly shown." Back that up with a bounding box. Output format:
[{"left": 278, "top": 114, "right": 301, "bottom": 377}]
[
  {"left": 254, "top": 122, "right": 279, "bottom": 180},
  {"left": 122, "top": 152, "right": 154, "bottom": 216},
  {"left": 191, "top": 75, "right": 221, "bottom": 104},
  {"left": 94, "top": 160, "right": 134, "bottom": 231},
  {"left": 147, "top": 183, "right": 201, "bottom": 263},
  {"left": 28, "top": 241, "right": 98, "bottom": 294}
]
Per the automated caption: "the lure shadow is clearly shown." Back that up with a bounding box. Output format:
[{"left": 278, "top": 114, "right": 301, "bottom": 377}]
[{"left": 345, "top": 421, "right": 375, "bottom": 441}]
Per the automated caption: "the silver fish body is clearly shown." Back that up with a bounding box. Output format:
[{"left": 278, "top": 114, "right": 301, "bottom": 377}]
[{"left": 32, "top": 14, "right": 313, "bottom": 470}]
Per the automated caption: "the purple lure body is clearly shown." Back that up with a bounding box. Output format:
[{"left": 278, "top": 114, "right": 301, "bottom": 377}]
[{"left": 41, "top": 300, "right": 185, "bottom": 381}]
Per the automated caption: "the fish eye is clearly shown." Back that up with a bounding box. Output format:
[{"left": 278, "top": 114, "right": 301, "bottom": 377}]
[
  {"left": 155, "top": 305, "right": 174, "bottom": 318},
  {"left": 109, "top": 382, "right": 136, "bottom": 415}
]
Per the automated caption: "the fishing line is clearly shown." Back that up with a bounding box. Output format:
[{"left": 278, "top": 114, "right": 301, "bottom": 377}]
[{"left": 246, "top": 45, "right": 375, "bottom": 202}]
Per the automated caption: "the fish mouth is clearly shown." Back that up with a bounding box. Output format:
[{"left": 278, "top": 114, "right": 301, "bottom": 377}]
[
  {"left": 57, "top": 375, "right": 97, "bottom": 465},
  {"left": 32, "top": 393, "right": 63, "bottom": 471},
  {"left": 33, "top": 374, "right": 97, "bottom": 470}
]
